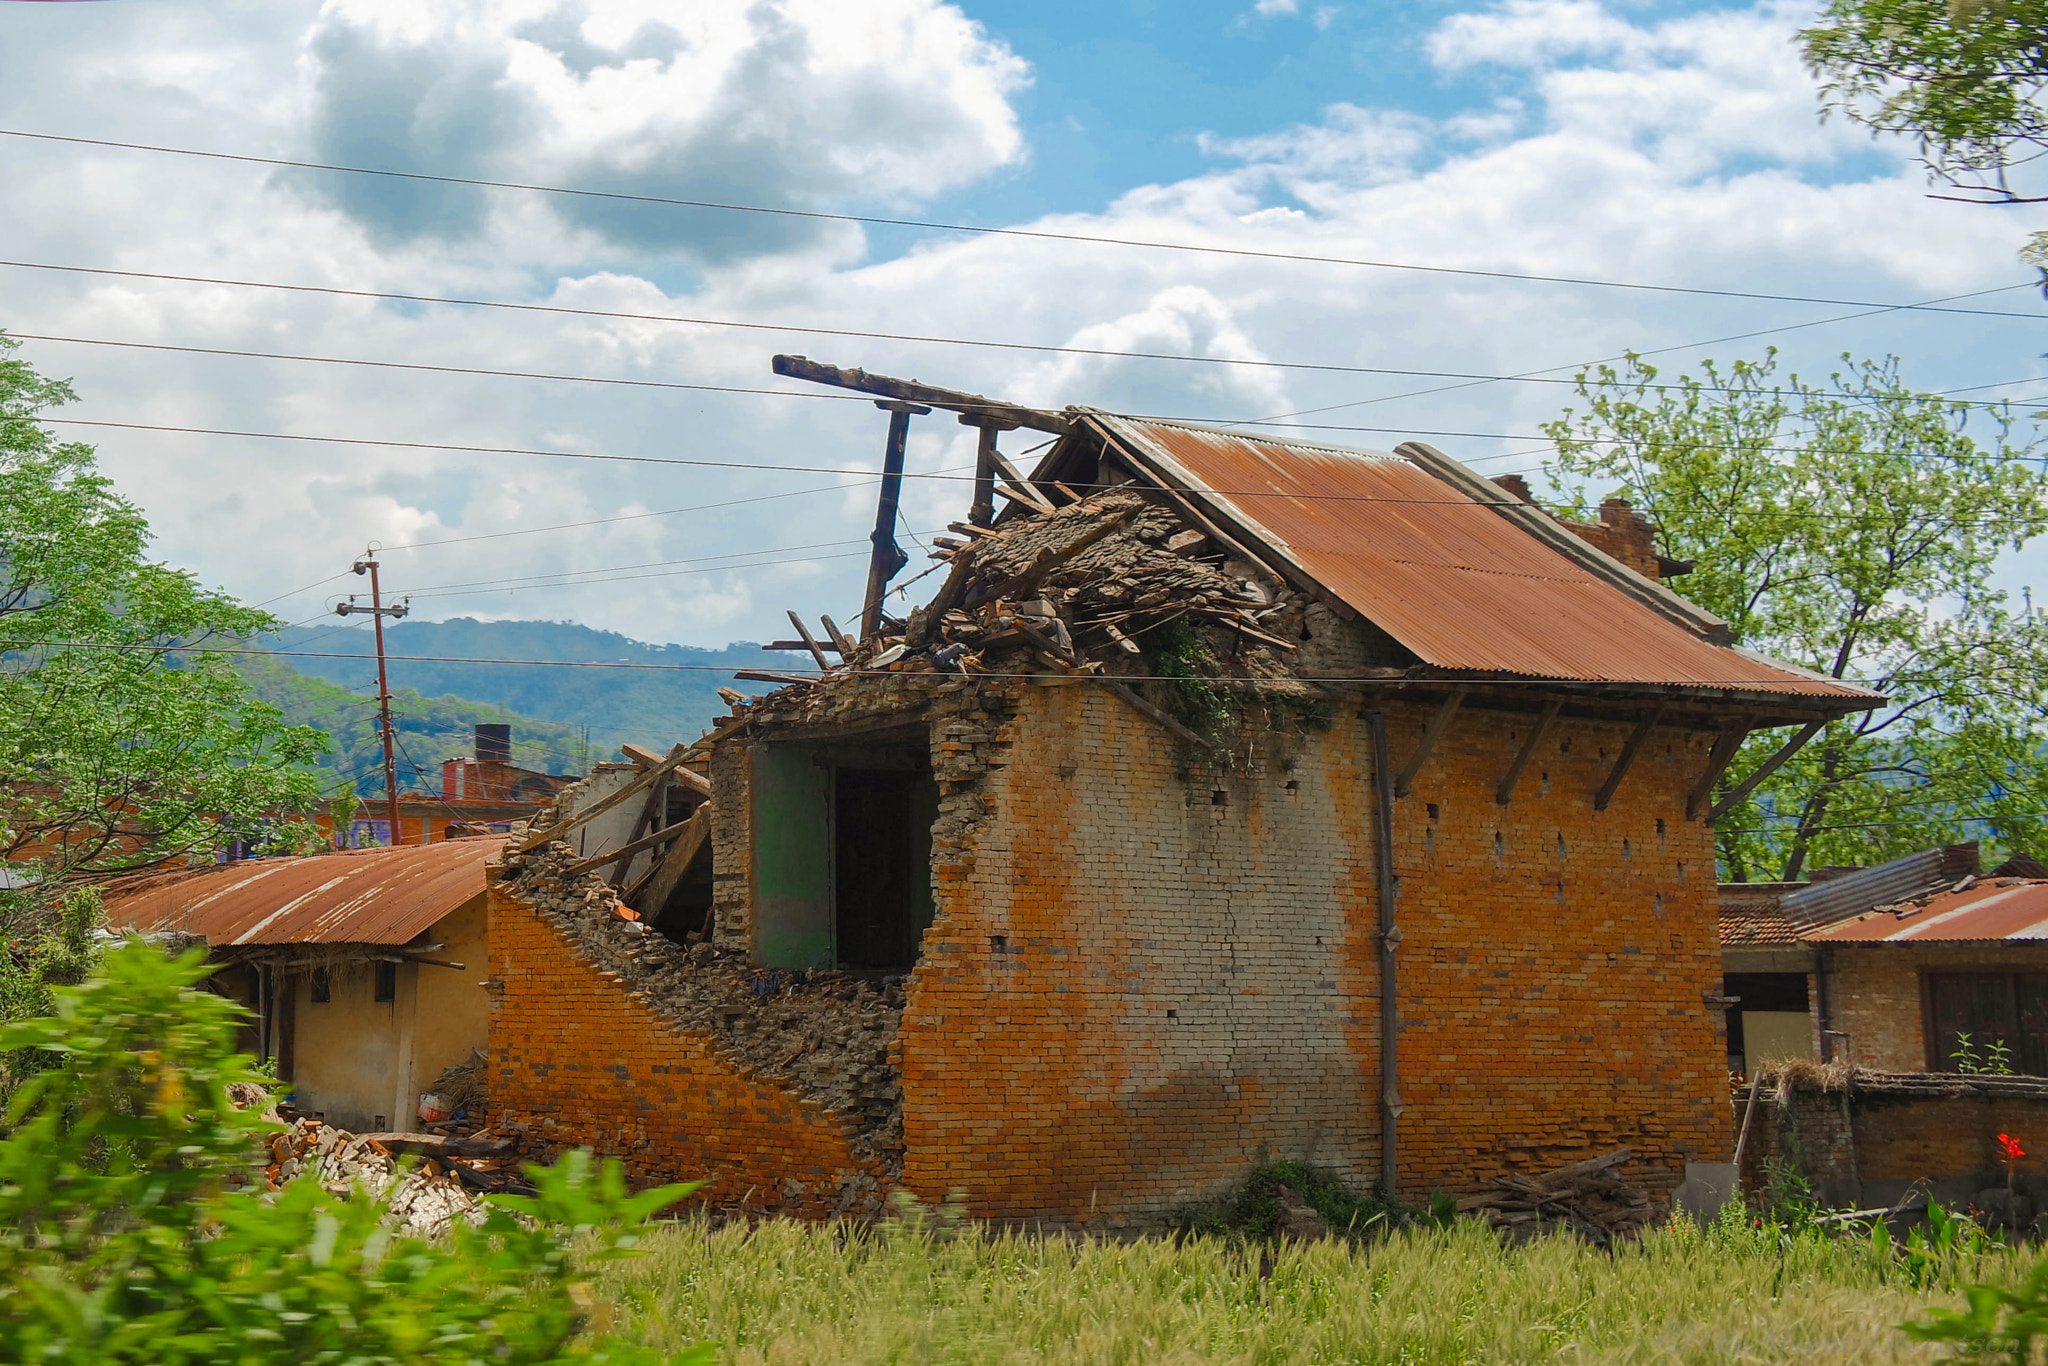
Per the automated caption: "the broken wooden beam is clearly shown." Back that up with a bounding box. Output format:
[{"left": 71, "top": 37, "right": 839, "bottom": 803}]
[
  {"left": 818, "top": 614, "right": 858, "bottom": 656},
  {"left": 732, "top": 670, "right": 824, "bottom": 686},
  {"left": 785, "top": 610, "right": 833, "bottom": 670},
  {"left": 1706, "top": 718, "right": 1827, "bottom": 825},
  {"left": 564, "top": 816, "right": 694, "bottom": 878},
  {"left": 1593, "top": 707, "right": 1663, "bottom": 812},
  {"left": 1495, "top": 699, "right": 1563, "bottom": 806},
  {"left": 520, "top": 745, "right": 694, "bottom": 853},
  {"left": 771, "top": 354, "right": 1072, "bottom": 434},
  {"left": 1394, "top": 689, "right": 1465, "bottom": 798},
  {"left": 1096, "top": 678, "right": 1219, "bottom": 751},
  {"left": 630, "top": 801, "right": 713, "bottom": 916}
]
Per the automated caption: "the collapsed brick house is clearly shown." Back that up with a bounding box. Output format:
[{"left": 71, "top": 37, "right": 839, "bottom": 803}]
[{"left": 485, "top": 361, "right": 1881, "bottom": 1228}]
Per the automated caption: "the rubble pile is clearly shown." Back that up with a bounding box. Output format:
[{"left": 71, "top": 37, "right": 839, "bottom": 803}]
[
  {"left": 497, "top": 838, "right": 908, "bottom": 1180},
  {"left": 1456, "top": 1150, "right": 1657, "bottom": 1246},
  {"left": 738, "top": 490, "right": 1355, "bottom": 708},
  {"left": 229, "top": 1086, "right": 516, "bottom": 1238}
]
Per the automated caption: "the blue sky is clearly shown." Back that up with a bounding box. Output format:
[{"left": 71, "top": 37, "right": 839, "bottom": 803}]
[{"left": 0, "top": 0, "right": 2040, "bottom": 652}]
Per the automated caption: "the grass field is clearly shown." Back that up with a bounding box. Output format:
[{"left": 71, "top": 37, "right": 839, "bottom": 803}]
[{"left": 591, "top": 1204, "right": 2031, "bottom": 1363}]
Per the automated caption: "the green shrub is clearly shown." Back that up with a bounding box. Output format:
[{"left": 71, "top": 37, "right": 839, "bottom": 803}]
[
  {"left": 1174, "top": 1159, "right": 1445, "bottom": 1241},
  {"left": 0, "top": 937, "right": 707, "bottom": 1365}
]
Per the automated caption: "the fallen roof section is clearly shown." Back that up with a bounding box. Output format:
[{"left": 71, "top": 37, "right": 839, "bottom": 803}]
[
  {"left": 1072, "top": 413, "right": 1880, "bottom": 705},
  {"left": 102, "top": 837, "right": 498, "bottom": 946}
]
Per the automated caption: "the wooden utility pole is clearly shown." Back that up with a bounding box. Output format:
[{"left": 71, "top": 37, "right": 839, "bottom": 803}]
[
  {"left": 861, "top": 398, "right": 930, "bottom": 638},
  {"left": 334, "top": 553, "right": 409, "bottom": 845}
]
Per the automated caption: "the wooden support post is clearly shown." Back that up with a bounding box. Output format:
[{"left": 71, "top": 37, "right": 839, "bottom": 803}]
[
  {"left": 962, "top": 414, "right": 1020, "bottom": 527},
  {"left": 861, "top": 399, "right": 930, "bottom": 639},
  {"left": 1495, "top": 699, "right": 1562, "bottom": 806},
  {"left": 1707, "top": 719, "right": 1827, "bottom": 825},
  {"left": 567, "top": 814, "right": 693, "bottom": 879},
  {"left": 1393, "top": 689, "right": 1465, "bottom": 798},
  {"left": 1687, "top": 719, "right": 1754, "bottom": 821},
  {"left": 786, "top": 610, "right": 832, "bottom": 670},
  {"left": 1593, "top": 707, "right": 1664, "bottom": 812}
]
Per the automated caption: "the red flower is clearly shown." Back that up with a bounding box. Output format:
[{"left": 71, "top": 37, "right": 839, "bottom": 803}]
[{"left": 2000, "top": 1133, "right": 2026, "bottom": 1161}]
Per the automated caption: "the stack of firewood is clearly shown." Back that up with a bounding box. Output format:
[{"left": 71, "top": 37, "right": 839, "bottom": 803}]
[{"left": 1456, "top": 1150, "right": 1656, "bottom": 1245}]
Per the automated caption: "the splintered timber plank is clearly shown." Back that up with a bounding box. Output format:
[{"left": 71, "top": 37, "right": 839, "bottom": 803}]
[
  {"left": 785, "top": 610, "right": 833, "bottom": 669},
  {"left": 631, "top": 801, "right": 712, "bottom": 915},
  {"left": 518, "top": 745, "right": 691, "bottom": 853}
]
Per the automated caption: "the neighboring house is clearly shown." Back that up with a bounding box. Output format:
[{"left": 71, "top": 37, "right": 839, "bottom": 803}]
[
  {"left": 486, "top": 389, "right": 1882, "bottom": 1226},
  {"left": 1809, "top": 873, "right": 2048, "bottom": 1073},
  {"left": 307, "top": 726, "right": 579, "bottom": 850},
  {"left": 103, "top": 838, "right": 499, "bottom": 1132},
  {"left": 1718, "top": 844, "right": 1981, "bottom": 1071}
]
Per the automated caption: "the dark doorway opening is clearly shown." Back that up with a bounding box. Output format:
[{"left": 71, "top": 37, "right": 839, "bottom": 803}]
[{"left": 833, "top": 763, "right": 939, "bottom": 970}]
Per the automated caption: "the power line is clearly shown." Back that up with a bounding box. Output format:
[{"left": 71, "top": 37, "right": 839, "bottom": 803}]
[
  {"left": 1246, "top": 282, "right": 2046, "bottom": 426},
  {"left": 26, "top": 638, "right": 1886, "bottom": 690},
  {"left": 6, "top": 127, "right": 2044, "bottom": 318},
  {"left": 9, "top": 319, "right": 2043, "bottom": 414},
  {"left": 42, "top": 414, "right": 2048, "bottom": 489}
]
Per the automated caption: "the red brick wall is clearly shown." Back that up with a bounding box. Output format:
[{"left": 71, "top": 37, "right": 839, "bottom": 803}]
[
  {"left": 898, "top": 687, "right": 1733, "bottom": 1226},
  {"left": 486, "top": 885, "right": 874, "bottom": 1216}
]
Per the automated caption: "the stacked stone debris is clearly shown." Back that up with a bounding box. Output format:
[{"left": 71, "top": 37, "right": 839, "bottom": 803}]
[{"left": 494, "top": 838, "right": 909, "bottom": 1176}]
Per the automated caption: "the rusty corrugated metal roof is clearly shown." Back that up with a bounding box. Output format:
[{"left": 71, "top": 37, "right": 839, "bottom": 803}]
[
  {"left": 1088, "top": 414, "right": 1878, "bottom": 700},
  {"left": 1780, "top": 844, "right": 1979, "bottom": 932},
  {"left": 102, "top": 837, "right": 496, "bottom": 946},
  {"left": 1810, "top": 880, "right": 2048, "bottom": 944},
  {"left": 1719, "top": 883, "right": 1808, "bottom": 946}
]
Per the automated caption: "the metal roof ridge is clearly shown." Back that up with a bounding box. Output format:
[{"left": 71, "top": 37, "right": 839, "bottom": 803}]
[{"left": 1072, "top": 408, "right": 1402, "bottom": 461}]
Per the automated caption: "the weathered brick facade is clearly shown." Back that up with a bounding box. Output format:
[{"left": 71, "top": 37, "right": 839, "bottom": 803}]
[
  {"left": 486, "top": 675, "right": 1737, "bottom": 1227},
  {"left": 1826, "top": 942, "right": 2048, "bottom": 1072},
  {"left": 898, "top": 685, "right": 1732, "bottom": 1222},
  {"left": 486, "top": 887, "right": 878, "bottom": 1216}
]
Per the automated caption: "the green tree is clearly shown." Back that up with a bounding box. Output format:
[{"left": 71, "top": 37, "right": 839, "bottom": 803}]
[
  {"left": 0, "top": 335, "right": 325, "bottom": 925},
  {"left": 1800, "top": 0, "right": 2048, "bottom": 259},
  {"left": 1543, "top": 349, "right": 2048, "bottom": 880}
]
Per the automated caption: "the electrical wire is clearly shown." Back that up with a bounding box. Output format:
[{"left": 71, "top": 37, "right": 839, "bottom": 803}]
[
  {"left": 42, "top": 414, "right": 2048, "bottom": 491},
  {"left": 6, "top": 128, "right": 2043, "bottom": 318},
  {"left": 1246, "top": 283, "right": 2048, "bottom": 426},
  {"left": 25, "top": 638, "right": 1887, "bottom": 689},
  {"left": 9, "top": 319, "right": 2043, "bottom": 413}
]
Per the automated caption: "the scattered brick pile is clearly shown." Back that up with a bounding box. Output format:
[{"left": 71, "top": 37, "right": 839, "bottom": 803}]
[
  {"left": 229, "top": 1084, "right": 515, "bottom": 1238},
  {"left": 494, "top": 838, "right": 909, "bottom": 1175},
  {"left": 1456, "top": 1150, "right": 1657, "bottom": 1245}
]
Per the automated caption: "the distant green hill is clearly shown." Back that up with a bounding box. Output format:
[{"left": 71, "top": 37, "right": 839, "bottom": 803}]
[
  {"left": 235, "top": 652, "right": 592, "bottom": 797},
  {"left": 254, "top": 618, "right": 791, "bottom": 765}
]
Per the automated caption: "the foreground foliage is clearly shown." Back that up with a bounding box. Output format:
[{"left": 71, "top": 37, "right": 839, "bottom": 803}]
[
  {"left": 0, "top": 940, "right": 704, "bottom": 1365},
  {"left": 596, "top": 1203, "right": 2036, "bottom": 1364}
]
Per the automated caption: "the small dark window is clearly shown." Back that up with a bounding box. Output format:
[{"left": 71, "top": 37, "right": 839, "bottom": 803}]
[
  {"left": 374, "top": 961, "right": 397, "bottom": 1003},
  {"left": 310, "top": 968, "right": 330, "bottom": 1004}
]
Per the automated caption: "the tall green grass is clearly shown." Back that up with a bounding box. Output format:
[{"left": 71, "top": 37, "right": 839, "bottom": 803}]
[{"left": 595, "top": 1203, "right": 2033, "bottom": 1363}]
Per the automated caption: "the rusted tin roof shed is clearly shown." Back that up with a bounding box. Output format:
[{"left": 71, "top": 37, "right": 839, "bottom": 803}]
[{"left": 103, "top": 837, "right": 497, "bottom": 946}]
